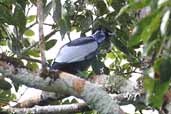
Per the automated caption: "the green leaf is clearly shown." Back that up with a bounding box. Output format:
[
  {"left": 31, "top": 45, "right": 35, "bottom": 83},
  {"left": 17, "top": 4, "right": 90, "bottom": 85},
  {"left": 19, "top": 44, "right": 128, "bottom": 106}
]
[
  {"left": 0, "top": 78, "right": 12, "bottom": 90},
  {"left": 106, "top": 52, "right": 115, "bottom": 59},
  {"left": 52, "top": 0, "right": 61, "bottom": 22},
  {"left": 59, "top": 19, "right": 66, "bottom": 39},
  {"left": 59, "top": 15, "right": 71, "bottom": 39},
  {"left": 116, "top": 0, "right": 151, "bottom": 18},
  {"left": 145, "top": 57, "right": 171, "bottom": 108},
  {"left": 81, "top": 10, "right": 93, "bottom": 32},
  {"left": 44, "top": 1, "right": 52, "bottom": 20},
  {"left": 0, "top": 0, "right": 15, "bottom": 4},
  {"left": 0, "top": 4, "right": 14, "bottom": 25},
  {"left": 27, "top": 15, "right": 36, "bottom": 23},
  {"left": 13, "top": 3, "right": 26, "bottom": 34},
  {"left": 144, "top": 76, "right": 155, "bottom": 97},
  {"left": 106, "top": 0, "right": 113, "bottom": 6},
  {"left": 128, "top": 8, "right": 163, "bottom": 47},
  {"left": 0, "top": 40, "right": 7, "bottom": 46},
  {"left": 16, "top": 0, "right": 27, "bottom": 10},
  {"left": 141, "top": 12, "right": 162, "bottom": 43},
  {"left": 0, "top": 89, "right": 16, "bottom": 106},
  {"left": 111, "top": 37, "right": 131, "bottom": 56},
  {"left": 23, "top": 38, "right": 30, "bottom": 47},
  {"left": 159, "top": 57, "right": 171, "bottom": 83},
  {"left": 77, "top": 71, "right": 93, "bottom": 79},
  {"left": 27, "top": 62, "right": 39, "bottom": 71},
  {"left": 150, "top": 81, "right": 169, "bottom": 108},
  {"left": 45, "top": 39, "right": 57, "bottom": 50},
  {"left": 24, "top": 29, "right": 35, "bottom": 37},
  {"left": 27, "top": 49, "right": 40, "bottom": 57},
  {"left": 95, "top": 0, "right": 109, "bottom": 16},
  {"left": 145, "top": 38, "right": 159, "bottom": 55}
]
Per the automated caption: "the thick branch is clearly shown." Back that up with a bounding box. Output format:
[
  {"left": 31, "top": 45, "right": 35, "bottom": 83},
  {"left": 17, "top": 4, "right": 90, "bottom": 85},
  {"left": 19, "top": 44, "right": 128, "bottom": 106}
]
[
  {"left": 0, "top": 60, "right": 125, "bottom": 114},
  {"left": 13, "top": 75, "right": 144, "bottom": 108}
]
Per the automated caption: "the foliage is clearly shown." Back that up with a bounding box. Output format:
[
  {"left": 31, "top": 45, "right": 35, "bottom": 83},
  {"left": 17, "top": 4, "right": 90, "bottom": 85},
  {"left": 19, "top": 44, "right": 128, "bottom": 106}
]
[
  {"left": 121, "top": 0, "right": 171, "bottom": 110},
  {"left": 0, "top": 0, "right": 171, "bottom": 113}
]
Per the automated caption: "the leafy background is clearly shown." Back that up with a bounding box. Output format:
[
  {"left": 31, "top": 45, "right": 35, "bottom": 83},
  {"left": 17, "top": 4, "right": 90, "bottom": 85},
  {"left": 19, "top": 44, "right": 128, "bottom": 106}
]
[{"left": 0, "top": 0, "right": 171, "bottom": 113}]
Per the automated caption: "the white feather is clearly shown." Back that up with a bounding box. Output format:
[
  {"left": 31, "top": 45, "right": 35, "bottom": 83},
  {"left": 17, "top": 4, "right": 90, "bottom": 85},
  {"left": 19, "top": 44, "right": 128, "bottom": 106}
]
[{"left": 55, "top": 41, "right": 98, "bottom": 63}]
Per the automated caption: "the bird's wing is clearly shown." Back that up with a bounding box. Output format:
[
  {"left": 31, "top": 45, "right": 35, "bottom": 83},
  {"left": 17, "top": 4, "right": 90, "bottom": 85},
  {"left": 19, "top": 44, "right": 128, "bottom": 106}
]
[
  {"left": 54, "top": 38, "right": 98, "bottom": 63},
  {"left": 67, "top": 37, "right": 94, "bottom": 46}
]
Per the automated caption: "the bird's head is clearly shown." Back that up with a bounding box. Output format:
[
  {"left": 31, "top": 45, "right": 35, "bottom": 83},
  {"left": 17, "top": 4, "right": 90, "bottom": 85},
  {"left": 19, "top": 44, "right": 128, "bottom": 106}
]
[{"left": 92, "top": 28, "right": 115, "bottom": 43}]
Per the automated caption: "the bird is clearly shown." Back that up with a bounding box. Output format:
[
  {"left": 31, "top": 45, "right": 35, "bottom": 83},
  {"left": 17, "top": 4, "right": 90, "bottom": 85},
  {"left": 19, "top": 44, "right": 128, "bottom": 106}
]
[{"left": 50, "top": 28, "right": 115, "bottom": 74}]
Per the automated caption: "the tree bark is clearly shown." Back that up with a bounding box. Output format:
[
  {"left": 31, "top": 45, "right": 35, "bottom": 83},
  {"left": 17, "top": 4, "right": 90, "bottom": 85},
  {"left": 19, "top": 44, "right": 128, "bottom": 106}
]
[
  {"left": 0, "top": 60, "right": 125, "bottom": 114},
  {"left": 5, "top": 103, "right": 89, "bottom": 114}
]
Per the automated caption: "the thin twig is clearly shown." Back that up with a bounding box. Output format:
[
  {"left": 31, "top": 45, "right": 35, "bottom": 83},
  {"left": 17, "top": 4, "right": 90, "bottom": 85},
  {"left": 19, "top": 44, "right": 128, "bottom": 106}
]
[
  {"left": 44, "top": 29, "right": 59, "bottom": 41},
  {"left": 21, "top": 56, "right": 42, "bottom": 63},
  {"left": 43, "top": 23, "right": 54, "bottom": 27},
  {"left": 21, "top": 56, "right": 50, "bottom": 67},
  {"left": 26, "top": 22, "right": 37, "bottom": 30},
  {"left": 26, "top": 4, "right": 34, "bottom": 16},
  {"left": 21, "top": 29, "right": 59, "bottom": 55}
]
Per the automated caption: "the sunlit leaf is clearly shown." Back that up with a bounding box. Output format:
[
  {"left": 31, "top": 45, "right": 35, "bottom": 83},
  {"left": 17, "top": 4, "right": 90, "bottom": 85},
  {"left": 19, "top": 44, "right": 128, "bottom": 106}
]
[
  {"left": 24, "top": 29, "right": 35, "bottom": 37},
  {"left": 160, "top": 10, "right": 170, "bottom": 36},
  {"left": 106, "top": 0, "right": 113, "bottom": 6},
  {"left": 27, "top": 15, "right": 36, "bottom": 23},
  {"left": 106, "top": 52, "right": 115, "bottom": 59},
  {"left": 144, "top": 76, "right": 155, "bottom": 97},
  {"left": 77, "top": 71, "right": 93, "bottom": 79},
  {"left": 27, "top": 49, "right": 40, "bottom": 57},
  {"left": 27, "top": 62, "right": 39, "bottom": 71},
  {"left": 0, "top": 40, "right": 7, "bottom": 46}
]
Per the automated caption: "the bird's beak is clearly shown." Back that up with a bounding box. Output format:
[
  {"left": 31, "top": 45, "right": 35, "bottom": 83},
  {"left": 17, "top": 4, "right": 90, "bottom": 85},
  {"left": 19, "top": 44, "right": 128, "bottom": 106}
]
[{"left": 108, "top": 32, "right": 116, "bottom": 36}]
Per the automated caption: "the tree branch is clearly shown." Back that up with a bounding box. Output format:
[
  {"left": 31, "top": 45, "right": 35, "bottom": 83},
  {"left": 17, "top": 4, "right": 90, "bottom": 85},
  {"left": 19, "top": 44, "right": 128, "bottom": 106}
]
[
  {"left": 11, "top": 75, "right": 145, "bottom": 110},
  {"left": 4, "top": 103, "right": 89, "bottom": 114},
  {"left": 26, "top": 21, "right": 37, "bottom": 30},
  {"left": 4, "top": 93, "right": 146, "bottom": 114},
  {"left": 37, "top": 0, "right": 46, "bottom": 69},
  {"left": 0, "top": 59, "right": 125, "bottom": 114},
  {"left": 21, "top": 29, "right": 59, "bottom": 55}
]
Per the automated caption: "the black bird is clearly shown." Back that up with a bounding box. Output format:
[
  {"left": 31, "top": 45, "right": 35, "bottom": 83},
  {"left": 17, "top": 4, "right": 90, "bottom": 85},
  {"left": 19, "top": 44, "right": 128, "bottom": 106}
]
[{"left": 50, "top": 28, "right": 115, "bottom": 74}]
